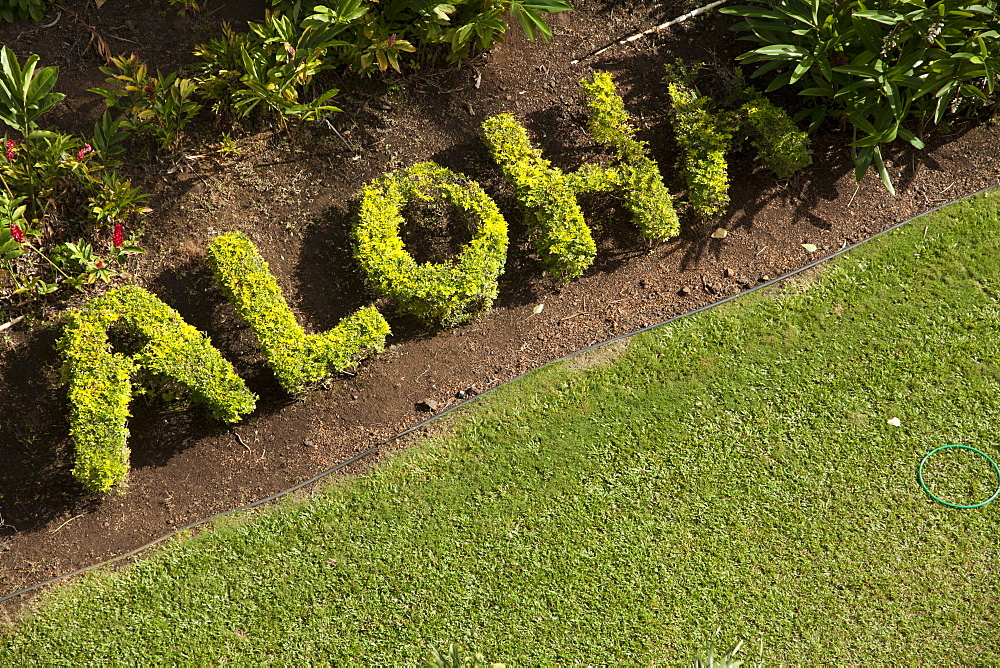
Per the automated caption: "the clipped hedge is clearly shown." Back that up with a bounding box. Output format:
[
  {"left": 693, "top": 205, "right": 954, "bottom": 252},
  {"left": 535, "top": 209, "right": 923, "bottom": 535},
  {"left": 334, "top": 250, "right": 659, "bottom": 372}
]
[
  {"left": 354, "top": 162, "right": 509, "bottom": 327},
  {"left": 741, "top": 88, "right": 813, "bottom": 179},
  {"left": 665, "top": 72, "right": 736, "bottom": 218},
  {"left": 58, "top": 286, "right": 257, "bottom": 493},
  {"left": 579, "top": 72, "right": 680, "bottom": 241},
  {"left": 207, "top": 231, "right": 391, "bottom": 393},
  {"left": 481, "top": 113, "right": 598, "bottom": 281}
]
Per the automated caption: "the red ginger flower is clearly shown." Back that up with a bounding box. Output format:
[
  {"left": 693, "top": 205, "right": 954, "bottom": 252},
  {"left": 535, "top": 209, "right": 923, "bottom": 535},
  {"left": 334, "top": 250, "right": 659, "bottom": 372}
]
[
  {"left": 10, "top": 223, "right": 25, "bottom": 243},
  {"left": 5, "top": 139, "right": 17, "bottom": 161},
  {"left": 113, "top": 223, "right": 124, "bottom": 248},
  {"left": 77, "top": 144, "right": 92, "bottom": 160}
]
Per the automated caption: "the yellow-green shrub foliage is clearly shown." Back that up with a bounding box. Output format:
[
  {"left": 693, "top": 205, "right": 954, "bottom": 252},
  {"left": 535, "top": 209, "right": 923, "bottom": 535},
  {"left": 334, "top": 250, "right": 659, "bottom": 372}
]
[
  {"left": 579, "top": 72, "right": 680, "bottom": 241},
  {"left": 58, "top": 286, "right": 257, "bottom": 493},
  {"left": 481, "top": 113, "right": 599, "bottom": 281},
  {"left": 665, "top": 71, "right": 735, "bottom": 218},
  {"left": 207, "top": 231, "right": 391, "bottom": 393},
  {"left": 741, "top": 89, "right": 812, "bottom": 179},
  {"left": 354, "top": 162, "right": 508, "bottom": 327}
]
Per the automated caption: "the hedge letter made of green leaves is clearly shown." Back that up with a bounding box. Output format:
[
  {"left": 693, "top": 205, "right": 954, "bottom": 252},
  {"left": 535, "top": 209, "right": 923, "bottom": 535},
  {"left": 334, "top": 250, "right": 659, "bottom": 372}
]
[
  {"left": 208, "top": 231, "right": 391, "bottom": 394},
  {"left": 58, "top": 286, "right": 257, "bottom": 493}
]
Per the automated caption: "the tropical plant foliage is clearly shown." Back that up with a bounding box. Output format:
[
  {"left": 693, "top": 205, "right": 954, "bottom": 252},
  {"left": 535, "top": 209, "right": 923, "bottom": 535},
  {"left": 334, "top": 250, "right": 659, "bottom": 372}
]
[
  {"left": 272, "top": 0, "right": 573, "bottom": 70},
  {"left": 721, "top": 0, "right": 1000, "bottom": 193}
]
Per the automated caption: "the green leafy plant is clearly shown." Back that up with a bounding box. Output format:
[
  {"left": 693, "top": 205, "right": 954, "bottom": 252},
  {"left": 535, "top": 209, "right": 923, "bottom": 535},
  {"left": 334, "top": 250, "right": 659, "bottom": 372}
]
[
  {"left": 0, "top": 45, "right": 64, "bottom": 138},
  {"left": 194, "top": 6, "right": 347, "bottom": 126},
  {"left": 207, "top": 231, "right": 390, "bottom": 393},
  {"left": 423, "top": 644, "right": 505, "bottom": 667},
  {"left": 353, "top": 162, "right": 509, "bottom": 326},
  {"left": 0, "top": 0, "right": 48, "bottom": 23},
  {"left": 579, "top": 71, "right": 680, "bottom": 240},
  {"left": 276, "top": 0, "right": 572, "bottom": 70},
  {"left": 90, "top": 54, "right": 201, "bottom": 149},
  {"left": 720, "top": 0, "right": 1000, "bottom": 194},
  {"left": 692, "top": 638, "right": 763, "bottom": 668},
  {"left": 51, "top": 230, "right": 143, "bottom": 290},
  {"left": 168, "top": 0, "right": 201, "bottom": 15},
  {"left": 58, "top": 286, "right": 258, "bottom": 493},
  {"left": 0, "top": 129, "right": 147, "bottom": 295},
  {"left": 0, "top": 52, "right": 147, "bottom": 299}
]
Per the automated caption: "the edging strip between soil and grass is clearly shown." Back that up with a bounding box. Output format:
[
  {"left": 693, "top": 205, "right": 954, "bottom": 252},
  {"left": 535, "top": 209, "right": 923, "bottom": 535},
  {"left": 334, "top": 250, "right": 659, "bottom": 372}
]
[{"left": 4, "top": 183, "right": 993, "bottom": 607}]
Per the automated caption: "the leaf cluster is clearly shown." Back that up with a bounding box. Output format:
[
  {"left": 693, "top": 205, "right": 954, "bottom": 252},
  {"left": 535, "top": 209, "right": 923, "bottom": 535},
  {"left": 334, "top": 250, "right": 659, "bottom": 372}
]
[
  {"left": 721, "top": 0, "right": 1000, "bottom": 193},
  {"left": 353, "top": 161, "right": 509, "bottom": 326},
  {"left": 207, "top": 231, "right": 390, "bottom": 393},
  {"left": 90, "top": 54, "right": 201, "bottom": 149},
  {"left": 0, "top": 0, "right": 48, "bottom": 23},
  {"left": 0, "top": 45, "right": 64, "bottom": 138},
  {"left": 0, "top": 50, "right": 149, "bottom": 299},
  {"left": 272, "top": 0, "right": 572, "bottom": 71},
  {"left": 58, "top": 286, "right": 257, "bottom": 493}
]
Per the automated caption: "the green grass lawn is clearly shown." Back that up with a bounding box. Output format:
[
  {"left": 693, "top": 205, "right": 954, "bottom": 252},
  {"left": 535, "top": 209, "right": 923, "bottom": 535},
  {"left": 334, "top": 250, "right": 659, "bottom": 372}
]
[{"left": 4, "top": 192, "right": 1000, "bottom": 664}]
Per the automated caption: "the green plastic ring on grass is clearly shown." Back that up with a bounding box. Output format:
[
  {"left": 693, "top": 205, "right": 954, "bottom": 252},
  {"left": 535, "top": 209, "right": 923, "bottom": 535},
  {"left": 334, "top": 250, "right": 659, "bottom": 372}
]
[{"left": 918, "top": 445, "right": 1000, "bottom": 509}]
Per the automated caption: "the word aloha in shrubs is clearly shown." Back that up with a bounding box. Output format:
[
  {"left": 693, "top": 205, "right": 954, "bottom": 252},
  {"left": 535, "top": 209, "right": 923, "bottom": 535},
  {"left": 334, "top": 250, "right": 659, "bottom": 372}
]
[
  {"left": 353, "top": 162, "right": 509, "bottom": 327},
  {"left": 208, "top": 231, "right": 390, "bottom": 393},
  {"left": 59, "top": 286, "right": 257, "bottom": 493},
  {"left": 57, "top": 71, "right": 809, "bottom": 495}
]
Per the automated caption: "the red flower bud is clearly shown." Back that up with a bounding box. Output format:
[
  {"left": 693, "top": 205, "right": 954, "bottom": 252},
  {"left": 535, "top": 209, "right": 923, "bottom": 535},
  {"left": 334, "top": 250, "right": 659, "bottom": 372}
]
[
  {"left": 113, "top": 223, "right": 124, "bottom": 248},
  {"left": 144, "top": 85, "right": 155, "bottom": 100},
  {"left": 95, "top": 259, "right": 104, "bottom": 269},
  {"left": 77, "top": 143, "right": 92, "bottom": 160},
  {"left": 10, "top": 223, "right": 25, "bottom": 243},
  {"left": 5, "top": 139, "right": 17, "bottom": 161}
]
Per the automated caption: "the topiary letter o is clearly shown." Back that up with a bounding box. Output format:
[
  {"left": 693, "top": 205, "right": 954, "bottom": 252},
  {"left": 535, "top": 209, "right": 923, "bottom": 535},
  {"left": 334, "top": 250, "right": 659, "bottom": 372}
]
[{"left": 353, "top": 162, "right": 509, "bottom": 327}]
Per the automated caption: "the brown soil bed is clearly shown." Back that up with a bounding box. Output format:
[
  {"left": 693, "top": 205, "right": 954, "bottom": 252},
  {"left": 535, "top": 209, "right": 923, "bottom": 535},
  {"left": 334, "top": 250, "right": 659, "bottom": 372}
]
[{"left": 3, "top": 0, "right": 1000, "bottom": 612}]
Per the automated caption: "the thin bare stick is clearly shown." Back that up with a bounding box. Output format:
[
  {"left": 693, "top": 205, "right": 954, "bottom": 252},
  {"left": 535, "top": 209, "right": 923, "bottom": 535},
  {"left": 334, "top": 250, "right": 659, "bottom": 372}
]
[
  {"left": 847, "top": 184, "right": 861, "bottom": 208},
  {"left": 231, "top": 429, "right": 251, "bottom": 453},
  {"left": 0, "top": 315, "right": 25, "bottom": 332},
  {"left": 324, "top": 118, "right": 356, "bottom": 153},
  {"left": 49, "top": 514, "right": 82, "bottom": 534},
  {"left": 560, "top": 311, "right": 595, "bottom": 321},
  {"left": 571, "top": 0, "right": 731, "bottom": 64}
]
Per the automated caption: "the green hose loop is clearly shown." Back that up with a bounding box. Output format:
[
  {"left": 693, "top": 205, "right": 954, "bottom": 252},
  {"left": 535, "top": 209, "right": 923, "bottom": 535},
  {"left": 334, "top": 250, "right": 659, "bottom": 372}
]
[{"left": 918, "top": 445, "right": 1000, "bottom": 509}]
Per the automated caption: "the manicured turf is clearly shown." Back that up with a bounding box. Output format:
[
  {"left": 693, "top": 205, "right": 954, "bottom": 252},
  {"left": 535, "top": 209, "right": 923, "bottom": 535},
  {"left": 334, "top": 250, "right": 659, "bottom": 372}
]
[{"left": 4, "top": 192, "right": 1000, "bottom": 664}]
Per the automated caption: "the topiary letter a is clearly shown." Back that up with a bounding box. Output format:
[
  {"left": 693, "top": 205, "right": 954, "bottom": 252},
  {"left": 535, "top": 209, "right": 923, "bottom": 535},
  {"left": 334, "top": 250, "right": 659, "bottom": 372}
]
[{"left": 59, "top": 286, "right": 258, "bottom": 494}]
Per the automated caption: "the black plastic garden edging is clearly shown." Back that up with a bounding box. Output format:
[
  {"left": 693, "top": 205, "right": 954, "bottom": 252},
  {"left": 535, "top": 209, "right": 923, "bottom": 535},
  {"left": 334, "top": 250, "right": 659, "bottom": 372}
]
[{"left": 2, "top": 182, "right": 997, "bottom": 606}]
